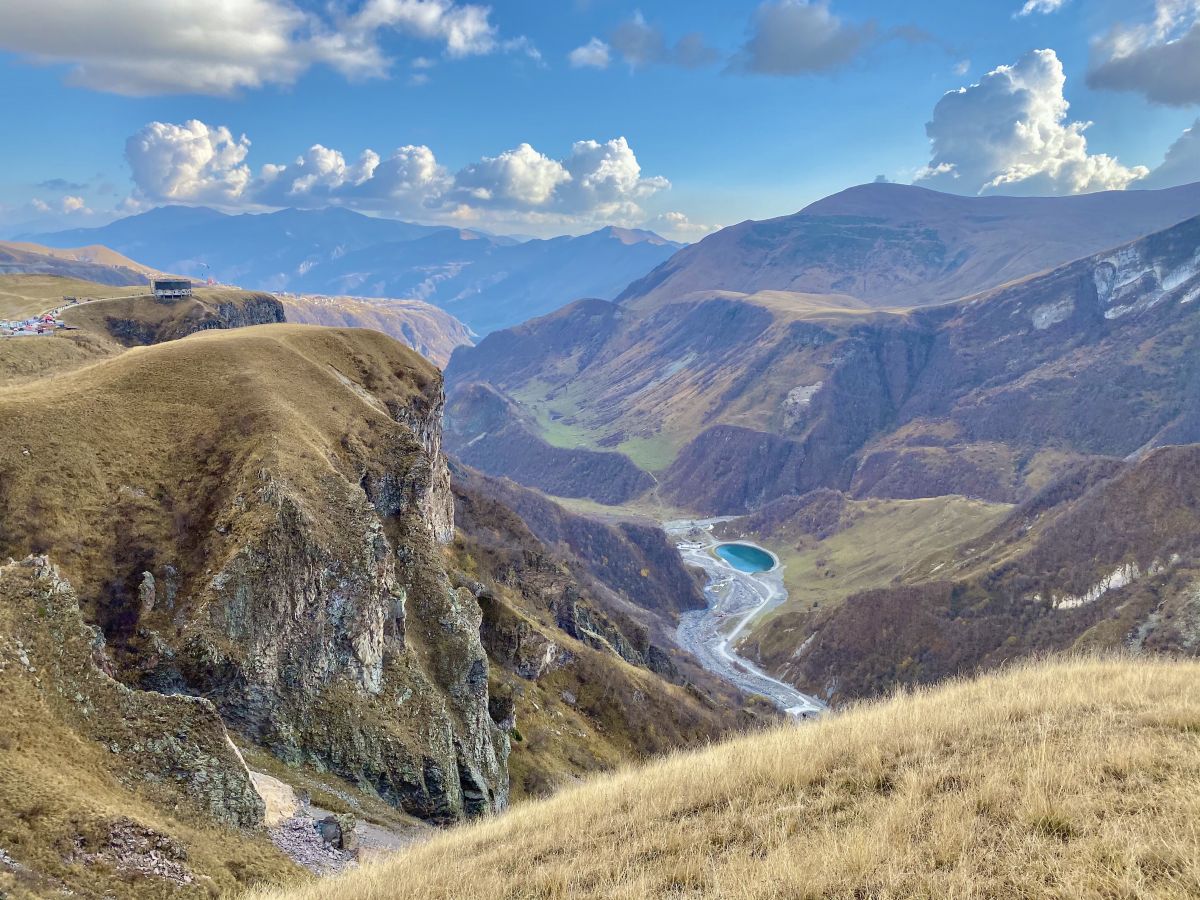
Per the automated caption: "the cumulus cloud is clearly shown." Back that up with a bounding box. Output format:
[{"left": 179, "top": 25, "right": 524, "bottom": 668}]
[
  {"left": 1141, "top": 119, "right": 1200, "bottom": 189},
  {"left": 125, "top": 120, "right": 253, "bottom": 203},
  {"left": 569, "top": 38, "right": 612, "bottom": 69},
  {"left": 122, "top": 119, "right": 671, "bottom": 229},
  {"left": 452, "top": 144, "right": 571, "bottom": 208},
  {"left": 0, "top": 0, "right": 521, "bottom": 96},
  {"left": 30, "top": 199, "right": 52, "bottom": 214},
  {"left": 60, "top": 195, "right": 91, "bottom": 215},
  {"left": 1017, "top": 0, "right": 1068, "bottom": 16},
  {"left": 654, "top": 211, "right": 719, "bottom": 239},
  {"left": 916, "top": 49, "right": 1148, "bottom": 196},
  {"left": 608, "top": 12, "right": 719, "bottom": 69},
  {"left": 730, "top": 0, "right": 877, "bottom": 75},
  {"left": 1087, "top": 0, "right": 1200, "bottom": 106}
]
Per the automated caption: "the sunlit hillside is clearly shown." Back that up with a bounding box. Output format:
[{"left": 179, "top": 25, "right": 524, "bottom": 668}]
[{"left": 254, "top": 656, "right": 1200, "bottom": 899}]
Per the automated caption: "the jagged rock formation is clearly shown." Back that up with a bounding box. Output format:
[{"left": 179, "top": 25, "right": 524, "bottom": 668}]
[
  {"left": 0, "top": 325, "right": 507, "bottom": 824},
  {"left": 0, "top": 556, "right": 264, "bottom": 827}
]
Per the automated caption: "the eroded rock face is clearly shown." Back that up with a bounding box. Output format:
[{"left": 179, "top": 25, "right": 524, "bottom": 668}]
[
  {"left": 161, "top": 395, "right": 506, "bottom": 823},
  {"left": 0, "top": 327, "right": 508, "bottom": 826},
  {"left": 0, "top": 557, "right": 264, "bottom": 828}
]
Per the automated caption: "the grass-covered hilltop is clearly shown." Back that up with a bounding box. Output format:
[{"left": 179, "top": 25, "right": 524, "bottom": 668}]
[{"left": 254, "top": 657, "right": 1200, "bottom": 900}]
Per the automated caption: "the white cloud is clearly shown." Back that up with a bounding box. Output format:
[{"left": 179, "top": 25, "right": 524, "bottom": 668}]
[
  {"left": 569, "top": 38, "right": 611, "bottom": 69},
  {"left": 1142, "top": 119, "right": 1200, "bottom": 189},
  {"left": 452, "top": 144, "right": 571, "bottom": 208},
  {"left": 60, "top": 195, "right": 91, "bottom": 215},
  {"left": 654, "top": 211, "right": 719, "bottom": 239},
  {"left": 954, "top": 60, "right": 971, "bottom": 76},
  {"left": 121, "top": 120, "right": 671, "bottom": 231},
  {"left": 916, "top": 49, "right": 1148, "bottom": 196},
  {"left": 0, "top": 0, "right": 519, "bottom": 96},
  {"left": 559, "top": 137, "right": 671, "bottom": 216},
  {"left": 1087, "top": 0, "right": 1200, "bottom": 106},
  {"left": 254, "top": 145, "right": 380, "bottom": 205},
  {"left": 125, "top": 120, "right": 253, "bottom": 203},
  {"left": 730, "top": 0, "right": 877, "bottom": 75},
  {"left": 30, "top": 199, "right": 51, "bottom": 214},
  {"left": 1017, "top": 0, "right": 1068, "bottom": 16},
  {"left": 345, "top": 0, "right": 498, "bottom": 59}
]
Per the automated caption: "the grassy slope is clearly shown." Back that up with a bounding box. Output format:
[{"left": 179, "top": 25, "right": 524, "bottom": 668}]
[
  {"left": 725, "top": 496, "right": 1009, "bottom": 658},
  {"left": 0, "top": 560, "right": 301, "bottom": 900},
  {"left": 0, "top": 274, "right": 148, "bottom": 319},
  {"left": 0, "top": 324, "right": 434, "bottom": 633},
  {"left": 254, "top": 656, "right": 1200, "bottom": 899}
]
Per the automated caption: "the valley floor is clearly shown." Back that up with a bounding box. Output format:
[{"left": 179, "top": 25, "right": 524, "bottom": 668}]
[{"left": 665, "top": 519, "right": 825, "bottom": 716}]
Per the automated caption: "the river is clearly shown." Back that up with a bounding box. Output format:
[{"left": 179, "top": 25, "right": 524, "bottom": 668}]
[{"left": 665, "top": 518, "right": 826, "bottom": 718}]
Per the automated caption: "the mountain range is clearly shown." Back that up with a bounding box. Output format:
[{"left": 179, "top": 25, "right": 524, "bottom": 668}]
[
  {"left": 6, "top": 177, "right": 1200, "bottom": 896},
  {"left": 22, "top": 207, "right": 681, "bottom": 334},
  {"left": 444, "top": 178, "right": 1200, "bottom": 709}
]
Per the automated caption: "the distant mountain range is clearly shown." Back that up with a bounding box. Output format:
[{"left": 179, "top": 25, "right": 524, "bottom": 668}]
[
  {"left": 0, "top": 240, "right": 163, "bottom": 286},
  {"left": 621, "top": 180, "right": 1200, "bottom": 310},
  {"left": 448, "top": 180, "right": 1200, "bottom": 507},
  {"left": 23, "top": 207, "right": 681, "bottom": 334},
  {"left": 444, "top": 177, "right": 1200, "bottom": 708}
]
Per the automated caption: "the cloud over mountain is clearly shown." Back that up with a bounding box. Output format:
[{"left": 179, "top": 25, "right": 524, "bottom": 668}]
[
  {"left": 1142, "top": 119, "right": 1200, "bottom": 189},
  {"left": 123, "top": 120, "right": 670, "bottom": 230},
  {"left": 917, "top": 49, "right": 1149, "bottom": 195}
]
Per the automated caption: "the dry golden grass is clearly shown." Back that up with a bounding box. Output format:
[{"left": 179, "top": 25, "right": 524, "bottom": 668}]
[
  {"left": 0, "top": 273, "right": 148, "bottom": 318},
  {"left": 252, "top": 656, "right": 1200, "bottom": 899}
]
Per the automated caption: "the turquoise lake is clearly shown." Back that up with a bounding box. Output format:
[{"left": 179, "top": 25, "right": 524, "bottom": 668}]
[{"left": 714, "top": 543, "right": 775, "bottom": 573}]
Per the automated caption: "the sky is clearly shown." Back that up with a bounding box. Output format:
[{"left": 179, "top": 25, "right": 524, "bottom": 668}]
[{"left": 1, "top": 0, "right": 1199, "bottom": 240}]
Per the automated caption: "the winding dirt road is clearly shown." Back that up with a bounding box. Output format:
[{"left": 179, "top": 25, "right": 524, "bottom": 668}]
[{"left": 666, "top": 519, "right": 825, "bottom": 718}]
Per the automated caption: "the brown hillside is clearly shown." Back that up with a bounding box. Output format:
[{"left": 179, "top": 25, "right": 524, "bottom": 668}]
[
  {"left": 254, "top": 656, "right": 1200, "bottom": 900},
  {"left": 0, "top": 324, "right": 509, "bottom": 824}
]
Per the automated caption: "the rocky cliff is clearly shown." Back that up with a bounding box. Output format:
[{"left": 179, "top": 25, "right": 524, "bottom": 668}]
[
  {"left": 0, "top": 325, "right": 507, "bottom": 825},
  {"left": 0, "top": 556, "right": 301, "bottom": 897},
  {"left": 63, "top": 289, "right": 285, "bottom": 346}
]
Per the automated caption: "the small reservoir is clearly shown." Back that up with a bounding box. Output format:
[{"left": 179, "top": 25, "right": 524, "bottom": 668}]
[{"left": 714, "top": 542, "right": 775, "bottom": 573}]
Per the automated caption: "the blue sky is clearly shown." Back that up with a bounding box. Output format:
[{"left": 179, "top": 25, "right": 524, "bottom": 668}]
[{"left": 1, "top": 0, "right": 1199, "bottom": 239}]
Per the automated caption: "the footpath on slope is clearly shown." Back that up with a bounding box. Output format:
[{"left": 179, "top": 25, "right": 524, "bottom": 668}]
[{"left": 665, "top": 519, "right": 825, "bottom": 717}]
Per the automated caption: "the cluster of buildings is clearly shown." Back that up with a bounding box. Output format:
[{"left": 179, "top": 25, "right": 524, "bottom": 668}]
[
  {"left": 1, "top": 279, "right": 194, "bottom": 338},
  {"left": 0, "top": 311, "right": 69, "bottom": 337}
]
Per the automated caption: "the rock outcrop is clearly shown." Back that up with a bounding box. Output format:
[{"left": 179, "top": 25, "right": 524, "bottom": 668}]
[
  {"left": 0, "top": 556, "right": 264, "bottom": 827},
  {"left": 0, "top": 325, "right": 508, "bottom": 824}
]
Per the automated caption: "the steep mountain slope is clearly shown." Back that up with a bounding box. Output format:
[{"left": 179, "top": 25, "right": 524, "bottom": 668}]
[
  {"left": 449, "top": 212, "right": 1200, "bottom": 514},
  {"left": 27, "top": 209, "right": 682, "bottom": 335},
  {"left": 742, "top": 445, "right": 1200, "bottom": 705},
  {"left": 0, "top": 241, "right": 162, "bottom": 285},
  {"left": 622, "top": 180, "right": 1200, "bottom": 309},
  {"left": 445, "top": 382, "right": 654, "bottom": 505},
  {"left": 0, "top": 325, "right": 508, "bottom": 824},
  {"left": 255, "top": 656, "right": 1200, "bottom": 900},
  {"left": 277, "top": 293, "right": 472, "bottom": 367},
  {"left": 0, "top": 557, "right": 300, "bottom": 899},
  {"left": 449, "top": 464, "right": 767, "bottom": 799}
]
